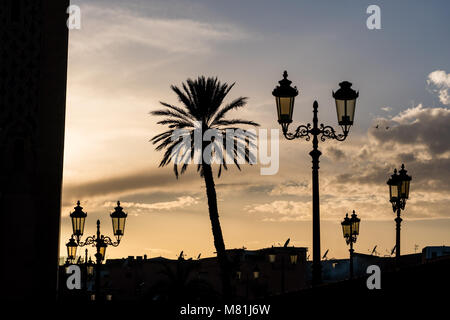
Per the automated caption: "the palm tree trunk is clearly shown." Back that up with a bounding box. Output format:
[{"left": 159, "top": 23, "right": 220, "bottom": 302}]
[{"left": 202, "top": 163, "right": 231, "bottom": 299}]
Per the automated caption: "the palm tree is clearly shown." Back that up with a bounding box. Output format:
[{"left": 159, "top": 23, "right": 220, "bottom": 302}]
[{"left": 150, "top": 76, "right": 259, "bottom": 299}]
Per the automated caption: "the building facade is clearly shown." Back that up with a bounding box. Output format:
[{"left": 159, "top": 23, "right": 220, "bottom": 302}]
[{"left": 0, "top": 0, "right": 69, "bottom": 300}]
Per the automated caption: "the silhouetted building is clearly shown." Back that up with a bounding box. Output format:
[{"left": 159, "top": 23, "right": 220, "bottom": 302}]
[
  {"left": 0, "top": 0, "right": 69, "bottom": 300},
  {"left": 59, "top": 247, "right": 308, "bottom": 302},
  {"left": 422, "top": 246, "right": 450, "bottom": 262},
  {"left": 315, "top": 252, "right": 423, "bottom": 283}
]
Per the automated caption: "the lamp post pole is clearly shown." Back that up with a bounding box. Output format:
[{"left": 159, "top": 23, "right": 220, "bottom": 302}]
[
  {"left": 349, "top": 224, "right": 354, "bottom": 279},
  {"left": 310, "top": 101, "right": 322, "bottom": 286},
  {"left": 395, "top": 209, "right": 402, "bottom": 259},
  {"left": 94, "top": 220, "right": 102, "bottom": 301},
  {"left": 272, "top": 72, "right": 358, "bottom": 286},
  {"left": 78, "top": 219, "right": 119, "bottom": 302}
]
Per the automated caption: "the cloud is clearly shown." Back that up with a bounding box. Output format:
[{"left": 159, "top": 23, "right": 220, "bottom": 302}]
[
  {"left": 325, "top": 146, "right": 347, "bottom": 161},
  {"left": 370, "top": 104, "right": 450, "bottom": 156},
  {"left": 104, "top": 196, "right": 199, "bottom": 214},
  {"left": 381, "top": 106, "right": 392, "bottom": 112},
  {"left": 250, "top": 102, "right": 450, "bottom": 222},
  {"left": 427, "top": 70, "right": 450, "bottom": 105},
  {"left": 63, "top": 168, "right": 199, "bottom": 201},
  {"left": 71, "top": 4, "right": 249, "bottom": 56},
  {"left": 269, "top": 180, "right": 309, "bottom": 196},
  {"left": 246, "top": 200, "right": 311, "bottom": 221}
]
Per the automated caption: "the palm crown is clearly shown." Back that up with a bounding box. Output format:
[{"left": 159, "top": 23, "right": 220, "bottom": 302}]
[{"left": 151, "top": 76, "right": 259, "bottom": 177}]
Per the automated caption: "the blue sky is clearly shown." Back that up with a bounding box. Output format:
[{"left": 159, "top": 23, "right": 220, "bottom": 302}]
[{"left": 62, "top": 0, "right": 450, "bottom": 260}]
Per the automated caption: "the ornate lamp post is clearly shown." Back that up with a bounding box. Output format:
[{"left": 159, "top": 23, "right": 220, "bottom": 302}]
[
  {"left": 341, "top": 210, "right": 360, "bottom": 279},
  {"left": 387, "top": 164, "right": 411, "bottom": 260},
  {"left": 70, "top": 201, "right": 127, "bottom": 301},
  {"left": 272, "top": 71, "right": 359, "bottom": 285}
]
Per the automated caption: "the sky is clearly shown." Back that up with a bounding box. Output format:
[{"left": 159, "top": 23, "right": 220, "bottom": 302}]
[{"left": 61, "top": 0, "right": 450, "bottom": 261}]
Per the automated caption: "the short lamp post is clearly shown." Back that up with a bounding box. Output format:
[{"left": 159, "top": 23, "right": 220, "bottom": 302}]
[
  {"left": 341, "top": 211, "right": 360, "bottom": 279},
  {"left": 69, "top": 201, "right": 127, "bottom": 301},
  {"left": 272, "top": 71, "right": 359, "bottom": 285},
  {"left": 387, "top": 164, "right": 412, "bottom": 260}
]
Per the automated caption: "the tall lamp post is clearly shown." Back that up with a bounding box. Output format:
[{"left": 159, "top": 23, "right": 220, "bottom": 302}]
[
  {"left": 387, "top": 164, "right": 411, "bottom": 260},
  {"left": 341, "top": 210, "right": 360, "bottom": 279},
  {"left": 272, "top": 71, "right": 359, "bottom": 285},
  {"left": 69, "top": 201, "right": 128, "bottom": 301}
]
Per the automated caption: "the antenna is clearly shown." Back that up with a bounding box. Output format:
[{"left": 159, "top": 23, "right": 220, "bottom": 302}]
[
  {"left": 322, "top": 249, "right": 329, "bottom": 260},
  {"left": 390, "top": 245, "right": 396, "bottom": 256},
  {"left": 371, "top": 245, "right": 378, "bottom": 256},
  {"left": 283, "top": 238, "right": 290, "bottom": 247},
  {"left": 178, "top": 250, "right": 184, "bottom": 260},
  {"left": 197, "top": 253, "right": 201, "bottom": 260},
  {"left": 414, "top": 244, "right": 419, "bottom": 253}
]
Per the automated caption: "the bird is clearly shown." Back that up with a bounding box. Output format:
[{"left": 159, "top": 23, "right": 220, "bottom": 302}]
[
  {"left": 386, "top": 126, "right": 390, "bottom": 130},
  {"left": 375, "top": 125, "right": 379, "bottom": 129}
]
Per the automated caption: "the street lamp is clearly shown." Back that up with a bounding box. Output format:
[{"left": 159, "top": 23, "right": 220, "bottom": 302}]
[
  {"left": 66, "top": 236, "right": 78, "bottom": 263},
  {"left": 341, "top": 211, "right": 360, "bottom": 279},
  {"left": 70, "top": 201, "right": 87, "bottom": 242},
  {"left": 111, "top": 201, "right": 128, "bottom": 242},
  {"left": 273, "top": 71, "right": 359, "bottom": 285},
  {"left": 387, "top": 164, "right": 412, "bottom": 259},
  {"left": 70, "top": 201, "right": 127, "bottom": 301}
]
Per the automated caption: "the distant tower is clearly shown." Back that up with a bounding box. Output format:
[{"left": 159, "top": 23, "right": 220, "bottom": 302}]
[{"left": 0, "top": 0, "right": 69, "bottom": 301}]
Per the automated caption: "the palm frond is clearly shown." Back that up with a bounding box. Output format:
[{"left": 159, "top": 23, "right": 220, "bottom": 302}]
[
  {"left": 211, "top": 97, "right": 247, "bottom": 125},
  {"left": 150, "top": 76, "right": 259, "bottom": 178}
]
